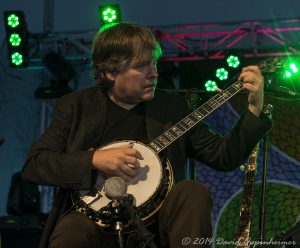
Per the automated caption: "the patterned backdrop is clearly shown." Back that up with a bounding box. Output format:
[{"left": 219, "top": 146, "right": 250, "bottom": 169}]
[{"left": 195, "top": 93, "right": 300, "bottom": 247}]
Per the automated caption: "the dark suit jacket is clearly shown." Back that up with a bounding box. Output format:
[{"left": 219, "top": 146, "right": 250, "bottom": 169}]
[{"left": 22, "top": 85, "right": 272, "bottom": 247}]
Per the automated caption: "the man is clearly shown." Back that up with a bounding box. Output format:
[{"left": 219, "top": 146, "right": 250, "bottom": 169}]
[{"left": 22, "top": 23, "right": 272, "bottom": 248}]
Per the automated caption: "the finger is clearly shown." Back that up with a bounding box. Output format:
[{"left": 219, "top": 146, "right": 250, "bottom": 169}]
[
  {"left": 125, "top": 156, "right": 139, "bottom": 167},
  {"left": 126, "top": 160, "right": 140, "bottom": 169},
  {"left": 100, "top": 144, "right": 132, "bottom": 152},
  {"left": 243, "top": 83, "right": 259, "bottom": 92},
  {"left": 119, "top": 143, "right": 134, "bottom": 148},
  {"left": 124, "top": 148, "right": 138, "bottom": 156},
  {"left": 238, "top": 72, "right": 258, "bottom": 84},
  {"left": 238, "top": 71, "right": 249, "bottom": 81},
  {"left": 245, "top": 76, "right": 257, "bottom": 84},
  {"left": 120, "top": 163, "right": 137, "bottom": 177}
]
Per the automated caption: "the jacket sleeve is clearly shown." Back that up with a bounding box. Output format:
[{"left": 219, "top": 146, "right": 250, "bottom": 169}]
[
  {"left": 21, "top": 97, "right": 95, "bottom": 190},
  {"left": 187, "top": 109, "right": 273, "bottom": 171}
]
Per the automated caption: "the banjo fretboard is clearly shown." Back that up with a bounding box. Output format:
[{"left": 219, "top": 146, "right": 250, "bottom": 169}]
[{"left": 149, "top": 80, "right": 244, "bottom": 153}]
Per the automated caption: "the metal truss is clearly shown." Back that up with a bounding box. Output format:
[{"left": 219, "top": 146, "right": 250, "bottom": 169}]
[
  {"left": 25, "top": 18, "right": 300, "bottom": 69},
  {"left": 151, "top": 18, "right": 300, "bottom": 61},
  {"left": 27, "top": 30, "right": 95, "bottom": 69}
]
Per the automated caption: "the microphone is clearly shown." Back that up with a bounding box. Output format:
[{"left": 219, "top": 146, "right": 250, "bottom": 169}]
[
  {"left": 104, "top": 177, "right": 127, "bottom": 199},
  {"left": 103, "top": 177, "right": 128, "bottom": 248},
  {"left": 264, "top": 83, "right": 298, "bottom": 97},
  {"left": 103, "top": 177, "right": 158, "bottom": 248}
]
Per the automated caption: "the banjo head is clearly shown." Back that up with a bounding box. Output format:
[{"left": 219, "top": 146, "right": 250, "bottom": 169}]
[{"left": 75, "top": 140, "right": 173, "bottom": 227}]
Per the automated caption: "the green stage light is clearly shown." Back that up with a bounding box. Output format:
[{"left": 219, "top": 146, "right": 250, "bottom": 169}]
[
  {"left": 103, "top": 8, "right": 116, "bottom": 22},
  {"left": 4, "top": 11, "right": 29, "bottom": 67},
  {"left": 99, "top": 5, "right": 121, "bottom": 25},
  {"left": 9, "top": 33, "right": 21, "bottom": 46},
  {"left": 7, "top": 13, "right": 19, "bottom": 28},
  {"left": 205, "top": 80, "right": 218, "bottom": 92},
  {"left": 290, "top": 63, "right": 298, "bottom": 73},
  {"left": 226, "top": 55, "right": 240, "bottom": 68},
  {"left": 216, "top": 68, "right": 228, "bottom": 81},
  {"left": 11, "top": 52, "right": 23, "bottom": 66},
  {"left": 284, "top": 62, "right": 299, "bottom": 79}
]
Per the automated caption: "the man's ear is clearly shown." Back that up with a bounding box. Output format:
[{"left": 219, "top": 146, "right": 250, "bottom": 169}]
[{"left": 105, "top": 72, "right": 116, "bottom": 81}]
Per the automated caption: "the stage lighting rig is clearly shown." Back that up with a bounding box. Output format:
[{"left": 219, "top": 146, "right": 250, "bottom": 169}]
[
  {"left": 99, "top": 4, "right": 121, "bottom": 25},
  {"left": 205, "top": 80, "right": 218, "bottom": 92},
  {"left": 216, "top": 68, "right": 229, "bottom": 81},
  {"left": 284, "top": 62, "right": 299, "bottom": 78},
  {"left": 3, "top": 11, "right": 29, "bottom": 67},
  {"left": 226, "top": 54, "right": 241, "bottom": 69}
]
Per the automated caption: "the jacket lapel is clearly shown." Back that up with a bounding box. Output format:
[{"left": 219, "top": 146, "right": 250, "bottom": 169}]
[
  {"left": 145, "top": 91, "right": 167, "bottom": 143},
  {"left": 81, "top": 87, "right": 108, "bottom": 149}
]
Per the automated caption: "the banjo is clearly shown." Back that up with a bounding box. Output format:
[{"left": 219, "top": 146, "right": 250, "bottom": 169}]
[{"left": 73, "top": 57, "right": 287, "bottom": 231}]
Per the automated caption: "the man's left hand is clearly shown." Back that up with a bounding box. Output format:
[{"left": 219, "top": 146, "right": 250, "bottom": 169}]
[{"left": 238, "top": 65, "right": 264, "bottom": 117}]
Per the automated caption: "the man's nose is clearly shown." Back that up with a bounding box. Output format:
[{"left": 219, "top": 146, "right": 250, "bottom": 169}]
[{"left": 147, "top": 64, "right": 158, "bottom": 79}]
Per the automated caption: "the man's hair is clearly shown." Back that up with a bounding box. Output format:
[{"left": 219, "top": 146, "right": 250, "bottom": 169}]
[{"left": 92, "top": 22, "right": 162, "bottom": 87}]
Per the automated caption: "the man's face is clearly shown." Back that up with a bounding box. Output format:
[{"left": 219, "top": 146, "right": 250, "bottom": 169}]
[{"left": 107, "top": 58, "right": 158, "bottom": 107}]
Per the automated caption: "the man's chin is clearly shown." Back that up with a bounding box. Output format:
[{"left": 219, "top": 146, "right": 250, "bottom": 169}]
[{"left": 142, "top": 92, "right": 155, "bottom": 101}]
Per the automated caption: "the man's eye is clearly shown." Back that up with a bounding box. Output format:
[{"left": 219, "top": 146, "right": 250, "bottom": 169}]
[
  {"left": 133, "top": 63, "right": 147, "bottom": 69},
  {"left": 133, "top": 61, "right": 156, "bottom": 69}
]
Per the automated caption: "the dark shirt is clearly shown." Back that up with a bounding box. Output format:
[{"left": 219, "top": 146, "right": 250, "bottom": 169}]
[{"left": 101, "top": 95, "right": 148, "bottom": 145}]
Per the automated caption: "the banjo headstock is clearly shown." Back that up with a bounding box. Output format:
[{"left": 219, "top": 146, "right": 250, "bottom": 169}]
[{"left": 258, "top": 56, "right": 290, "bottom": 74}]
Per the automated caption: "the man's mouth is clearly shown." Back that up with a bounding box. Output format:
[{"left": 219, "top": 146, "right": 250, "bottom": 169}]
[{"left": 144, "top": 83, "right": 156, "bottom": 89}]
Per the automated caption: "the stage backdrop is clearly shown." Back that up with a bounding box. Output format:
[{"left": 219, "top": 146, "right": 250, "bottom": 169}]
[{"left": 198, "top": 95, "right": 300, "bottom": 246}]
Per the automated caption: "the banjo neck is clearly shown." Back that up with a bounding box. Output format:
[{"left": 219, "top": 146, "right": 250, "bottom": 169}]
[
  {"left": 148, "top": 56, "right": 287, "bottom": 154},
  {"left": 149, "top": 80, "right": 244, "bottom": 153}
]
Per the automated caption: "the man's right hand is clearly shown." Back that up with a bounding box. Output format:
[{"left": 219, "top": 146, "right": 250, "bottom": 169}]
[{"left": 91, "top": 144, "right": 140, "bottom": 181}]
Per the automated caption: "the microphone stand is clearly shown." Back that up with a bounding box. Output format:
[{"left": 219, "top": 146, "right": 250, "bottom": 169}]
[
  {"left": 116, "top": 221, "right": 124, "bottom": 248},
  {"left": 97, "top": 199, "right": 129, "bottom": 248},
  {"left": 258, "top": 104, "right": 273, "bottom": 246},
  {"left": 123, "top": 194, "right": 158, "bottom": 248},
  {"left": 99, "top": 195, "right": 158, "bottom": 248}
]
